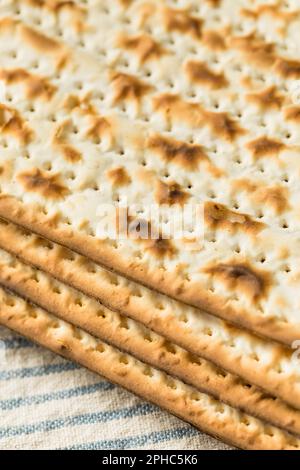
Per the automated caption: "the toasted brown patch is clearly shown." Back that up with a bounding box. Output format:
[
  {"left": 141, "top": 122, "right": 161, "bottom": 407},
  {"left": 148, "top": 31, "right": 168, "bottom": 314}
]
[
  {"left": 246, "top": 86, "right": 285, "bottom": 111},
  {"left": 275, "top": 58, "right": 300, "bottom": 79},
  {"left": 0, "top": 160, "right": 13, "bottom": 181},
  {"left": 0, "top": 68, "right": 56, "bottom": 101},
  {"left": 247, "top": 136, "right": 285, "bottom": 159},
  {"left": 111, "top": 72, "right": 152, "bottom": 105},
  {"left": 205, "top": 0, "right": 222, "bottom": 6},
  {"left": 205, "top": 202, "right": 264, "bottom": 234},
  {"left": 117, "top": 33, "right": 168, "bottom": 64},
  {"left": 185, "top": 61, "right": 228, "bottom": 89},
  {"left": 52, "top": 121, "right": 81, "bottom": 163},
  {"left": 85, "top": 116, "right": 112, "bottom": 145},
  {"left": 153, "top": 94, "right": 244, "bottom": 141},
  {"left": 155, "top": 181, "right": 189, "bottom": 206},
  {"left": 63, "top": 94, "right": 96, "bottom": 115},
  {"left": 204, "top": 261, "right": 273, "bottom": 303},
  {"left": 18, "top": 168, "right": 69, "bottom": 199},
  {"left": 201, "top": 30, "right": 227, "bottom": 51},
  {"left": 107, "top": 167, "right": 131, "bottom": 187},
  {"left": 0, "top": 104, "right": 33, "bottom": 145},
  {"left": 232, "top": 179, "right": 289, "bottom": 215},
  {"left": 163, "top": 7, "right": 203, "bottom": 40},
  {"left": 241, "top": 4, "right": 296, "bottom": 23},
  {"left": 202, "top": 109, "right": 245, "bottom": 142},
  {"left": 144, "top": 236, "right": 177, "bottom": 259},
  {"left": 20, "top": 24, "right": 61, "bottom": 53},
  {"left": 285, "top": 106, "right": 300, "bottom": 122},
  {"left": 148, "top": 134, "right": 210, "bottom": 172},
  {"left": 230, "top": 33, "right": 276, "bottom": 69}
]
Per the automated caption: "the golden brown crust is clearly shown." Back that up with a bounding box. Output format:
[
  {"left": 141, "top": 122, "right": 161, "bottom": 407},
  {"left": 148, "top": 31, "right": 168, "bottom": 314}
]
[
  {"left": 17, "top": 169, "right": 70, "bottom": 199},
  {"left": 0, "top": 217, "right": 300, "bottom": 412},
  {"left": 1, "top": 249, "right": 300, "bottom": 437},
  {"left": 0, "top": 287, "right": 299, "bottom": 450}
]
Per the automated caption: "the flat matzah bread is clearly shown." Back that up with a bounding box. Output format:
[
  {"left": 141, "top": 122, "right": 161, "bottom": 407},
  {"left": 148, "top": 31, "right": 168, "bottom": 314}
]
[
  {"left": 0, "top": 288, "right": 300, "bottom": 450},
  {"left": 0, "top": 1, "right": 300, "bottom": 343},
  {"left": 0, "top": 219, "right": 300, "bottom": 410},
  {"left": 1, "top": 246, "right": 300, "bottom": 436}
]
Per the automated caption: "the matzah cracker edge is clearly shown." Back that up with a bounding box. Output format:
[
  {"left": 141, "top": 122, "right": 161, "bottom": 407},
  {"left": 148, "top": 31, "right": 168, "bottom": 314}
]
[
  {"left": 1, "top": 246, "right": 300, "bottom": 436},
  {"left": 0, "top": 1, "right": 300, "bottom": 343},
  {"left": 0, "top": 219, "right": 299, "bottom": 410},
  {"left": 0, "top": 288, "right": 299, "bottom": 450}
]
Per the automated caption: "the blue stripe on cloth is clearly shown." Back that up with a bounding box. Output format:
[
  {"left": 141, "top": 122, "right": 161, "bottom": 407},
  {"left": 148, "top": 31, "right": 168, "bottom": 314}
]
[
  {"left": 0, "top": 382, "right": 115, "bottom": 411},
  {"left": 65, "top": 426, "right": 199, "bottom": 450},
  {"left": 0, "top": 403, "right": 157, "bottom": 439},
  {"left": 0, "top": 337, "right": 34, "bottom": 350},
  {"left": 0, "top": 362, "right": 80, "bottom": 381}
]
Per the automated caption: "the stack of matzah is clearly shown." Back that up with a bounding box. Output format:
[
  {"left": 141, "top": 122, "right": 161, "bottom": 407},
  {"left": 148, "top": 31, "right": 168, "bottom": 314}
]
[{"left": 0, "top": 0, "right": 300, "bottom": 450}]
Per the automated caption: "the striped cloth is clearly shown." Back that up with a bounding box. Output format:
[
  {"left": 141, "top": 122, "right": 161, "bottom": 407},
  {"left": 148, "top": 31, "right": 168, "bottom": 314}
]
[{"left": 0, "top": 326, "right": 231, "bottom": 450}]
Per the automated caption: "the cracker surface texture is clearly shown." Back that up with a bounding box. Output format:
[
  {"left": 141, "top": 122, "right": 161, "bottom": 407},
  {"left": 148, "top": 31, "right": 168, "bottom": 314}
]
[{"left": 0, "top": 1, "right": 300, "bottom": 343}]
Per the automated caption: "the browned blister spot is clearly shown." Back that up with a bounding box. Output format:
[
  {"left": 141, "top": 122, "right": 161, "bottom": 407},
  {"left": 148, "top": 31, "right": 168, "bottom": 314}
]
[
  {"left": 153, "top": 94, "right": 244, "bottom": 141},
  {"left": 85, "top": 115, "right": 112, "bottom": 145},
  {"left": 246, "top": 86, "right": 285, "bottom": 111},
  {"left": 148, "top": 134, "right": 211, "bottom": 172},
  {"left": 232, "top": 179, "right": 289, "bottom": 215},
  {"left": 107, "top": 167, "right": 131, "bottom": 187},
  {"left": 20, "top": 24, "right": 61, "bottom": 52},
  {"left": 285, "top": 106, "right": 300, "bottom": 122},
  {"left": 117, "top": 33, "right": 168, "bottom": 64},
  {"left": 163, "top": 7, "right": 203, "bottom": 40},
  {"left": 0, "top": 160, "right": 13, "bottom": 181},
  {"left": 202, "top": 109, "right": 245, "bottom": 142},
  {"left": 118, "top": 0, "right": 133, "bottom": 6},
  {"left": 18, "top": 168, "right": 69, "bottom": 199},
  {"left": 241, "top": 3, "right": 297, "bottom": 24},
  {"left": 52, "top": 121, "right": 82, "bottom": 162},
  {"left": 185, "top": 60, "right": 228, "bottom": 89},
  {"left": 155, "top": 180, "right": 189, "bottom": 206},
  {"left": 0, "top": 104, "right": 33, "bottom": 145},
  {"left": 204, "top": 261, "right": 273, "bottom": 303},
  {"left": 247, "top": 136, "right": 285, "bottom": 159},
  {"left": 205, "top": 201, "right": 265, "bottom": 234},
  {"left": 144, "top": 236, "right": 177, "bottom": 259},
  {"left": 0, "top": 68, "right": 57, "bottom": 100},
  {"left": 230, "top": 33, "right": 276, "bottom": 69},
  {"left": 201, "top": 30, "right": 227, "bottom": 51},
  {"left": 63, "top": 94, "right": 96, "bottom": 116},
  {"left": 111, "top": 72, "right": 152, "bottom": 105},
  {"left": 275, "top": 58, "right": 300, "bottom": 79}
]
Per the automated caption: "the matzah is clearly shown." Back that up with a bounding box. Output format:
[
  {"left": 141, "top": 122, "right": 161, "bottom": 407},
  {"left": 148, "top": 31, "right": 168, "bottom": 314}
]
[
  {"left": 0, "top": 245, "right": 300, "bottom": 436},
  {"left": 0, "top": 287, "right": 299, "bottom": 450},
  {"left": 0, "top": 1, "right": 300, "bottom": 343},
  {"left": 0, "top": 219, "right": 299, "bottom": 410}
]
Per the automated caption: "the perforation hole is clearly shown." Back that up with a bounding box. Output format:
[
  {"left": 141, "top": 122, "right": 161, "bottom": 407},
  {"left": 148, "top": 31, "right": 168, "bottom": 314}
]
[
  {"left": 119, "top": 317, "right": 129, "bottom": 329},
  {"left": 119, "top": 354, "right": 129, "bottom": 365},
  {"left": 96, "top": 310, "right": 106, "bottom": 319},
  {"left": 166, "top": 378, "right": 177, "bottom": 390},
  {"left": 96, "top": 343, "right": 105, "bottom": 353},
  {"left": 191, "top": 392, "right": 200, "bottom": 401},
  {"left": 53, "top": 285, "right": 62, "bottom": 295},
  {"left": 75, "top": 298, "right": 84, "bottom": 308},
  {"left": 143, "top": 366, "right": 153, "bottom": 377},
  {"left": 5, "top": 297, "right": 16, "bottom": 307},
  {"left": 143, "top": 331, "right": 153, "bottom": 342},
  {"left": 164, "top": 342, "right": 176, "bottom": 354}
]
